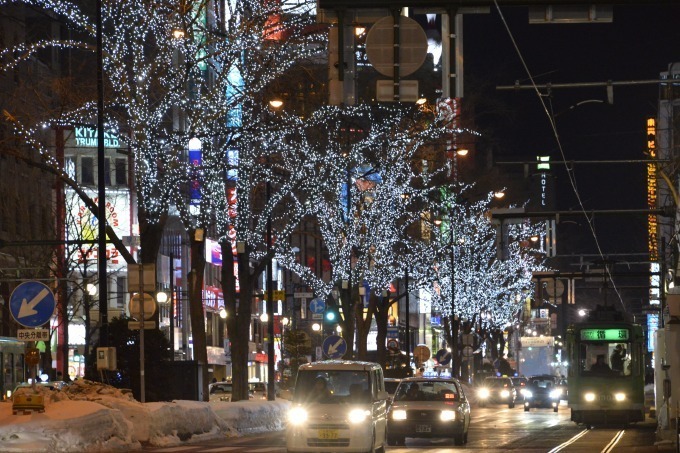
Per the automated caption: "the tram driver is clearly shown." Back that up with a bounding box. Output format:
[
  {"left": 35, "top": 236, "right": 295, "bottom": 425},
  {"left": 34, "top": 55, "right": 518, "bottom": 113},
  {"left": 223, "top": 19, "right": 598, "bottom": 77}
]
[{"left": 590, "top": 354, "right": 612, "bottom": 374}]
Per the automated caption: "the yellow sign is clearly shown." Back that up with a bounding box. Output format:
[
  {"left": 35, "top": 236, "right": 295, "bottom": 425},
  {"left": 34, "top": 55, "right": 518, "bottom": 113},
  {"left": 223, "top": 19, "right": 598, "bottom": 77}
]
[{"left": 264, "top": 290, "right": 286, "bottom": 301}]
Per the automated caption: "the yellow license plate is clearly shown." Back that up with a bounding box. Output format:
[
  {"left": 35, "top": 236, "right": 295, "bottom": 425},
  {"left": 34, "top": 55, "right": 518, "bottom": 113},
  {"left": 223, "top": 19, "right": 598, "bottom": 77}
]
[{"left": 318, "top": 429, "right": 339, "bottom": 440}]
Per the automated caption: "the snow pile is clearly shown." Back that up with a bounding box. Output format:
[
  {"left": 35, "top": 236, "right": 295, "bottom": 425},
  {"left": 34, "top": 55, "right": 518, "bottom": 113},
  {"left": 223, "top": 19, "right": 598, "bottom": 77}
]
[{"left": 0, "top": 380, "right": 290, "bottom": 452}]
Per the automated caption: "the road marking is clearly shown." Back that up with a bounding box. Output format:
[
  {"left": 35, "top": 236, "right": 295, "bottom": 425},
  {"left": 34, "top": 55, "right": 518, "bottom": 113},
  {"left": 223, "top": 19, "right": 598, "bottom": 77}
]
[
  {"left": 547, "top": 428, "right": 590, "bottom": 452},
  {"left": 244, "top": 448, "right": 283, "bottom": 452},
  {"left": 149, "top": 447, "right": 199, "bottom": 452},
  {"left": 601, "top": 430, "right": 625, "bottom": 453}
]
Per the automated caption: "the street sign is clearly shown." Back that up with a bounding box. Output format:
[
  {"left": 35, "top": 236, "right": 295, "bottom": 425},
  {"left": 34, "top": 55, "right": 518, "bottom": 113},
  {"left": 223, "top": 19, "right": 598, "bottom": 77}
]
[
  {"left": 128, "top": 320, "right": 157, "bottom": 330},
  {"left": 9, "top": 281, "right": 56, "bottom": 328},
  {"left": 17, "top": 329, "right": 50, "bottom": 342},
  {"left": 387, "top": 339, "right": 399, "bottom": 350},
  {"left": 129, "top": 293, "right": 157, "bottom": 320},
  {"left": 128, "top": 263, "right": 156, "bottom": 292},
  {"left": 462, "top": 333, "right": 474, "bottom": 347},
  {"left": 462, "top": 346, "right": 474, "bottom": 357},
  {"left": 386, "top": 326, "right": 399, "bottom": 339},
  {"left": 435, "top": 349, "right": 452, "bottom": 366},
  {"left": 323, "top": 335, "right": 347, "bottom": 359},
  {"left": 413, "top": 345, "right": 431, "bottom": 364},
  {"left": 264, "top": 290, "right": 286, "bottom": 301},
  {"left": 309, "top": 298, "right": 326, "bottom": 315},
  {"left": 294, "top": 292, "right": 314, "bottom": 299}
]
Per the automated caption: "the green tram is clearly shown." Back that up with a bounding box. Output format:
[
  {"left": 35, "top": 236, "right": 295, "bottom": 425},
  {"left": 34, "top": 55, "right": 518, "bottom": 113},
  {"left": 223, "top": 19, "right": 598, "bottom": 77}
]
[{"left": 566, "top": 314, "right": 645, "bottom": 426}]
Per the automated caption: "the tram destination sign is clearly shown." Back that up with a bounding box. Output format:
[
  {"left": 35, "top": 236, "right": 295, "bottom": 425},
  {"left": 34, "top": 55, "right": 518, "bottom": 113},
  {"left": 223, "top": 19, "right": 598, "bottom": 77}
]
[{"left": 580, "top": 328, "right": 629, "bottom": 341}]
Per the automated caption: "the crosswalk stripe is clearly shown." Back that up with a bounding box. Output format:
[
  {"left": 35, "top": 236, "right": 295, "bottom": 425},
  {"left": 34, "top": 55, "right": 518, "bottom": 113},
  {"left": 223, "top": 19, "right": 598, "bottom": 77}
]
[{"left": 244, "top": 448, "right": 284, "bottom": 452}]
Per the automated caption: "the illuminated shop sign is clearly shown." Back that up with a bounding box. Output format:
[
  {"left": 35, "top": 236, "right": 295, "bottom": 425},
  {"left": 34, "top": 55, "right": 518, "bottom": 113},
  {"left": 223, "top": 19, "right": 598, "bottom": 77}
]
[{"left": 74, "top": 126, "right": 120, "bottom": 148}]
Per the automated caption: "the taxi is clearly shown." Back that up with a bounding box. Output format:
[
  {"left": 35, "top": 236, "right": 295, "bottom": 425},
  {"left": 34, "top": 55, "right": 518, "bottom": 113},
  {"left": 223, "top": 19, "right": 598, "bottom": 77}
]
[{"left": 387, "top": 375, "right": 471, "bottom": 446}]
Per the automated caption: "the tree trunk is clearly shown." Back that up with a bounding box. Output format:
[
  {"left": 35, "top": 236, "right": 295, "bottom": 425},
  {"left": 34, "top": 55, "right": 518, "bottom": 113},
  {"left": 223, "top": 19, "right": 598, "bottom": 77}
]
[
  {"left": 187, "top": 233, "right": 208, "bottom": 401},
  {"left": 224, "top": 243, "right": 253, "bottom": 402},
  {"left": 374, "top": 294, "right": 391, "bottom": 368}
]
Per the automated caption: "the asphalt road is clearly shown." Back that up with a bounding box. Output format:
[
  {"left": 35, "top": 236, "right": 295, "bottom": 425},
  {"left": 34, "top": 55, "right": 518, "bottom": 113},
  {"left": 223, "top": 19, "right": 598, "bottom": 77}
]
[{"left": 143, "top": 403, "right": 673, "bottom": 452}]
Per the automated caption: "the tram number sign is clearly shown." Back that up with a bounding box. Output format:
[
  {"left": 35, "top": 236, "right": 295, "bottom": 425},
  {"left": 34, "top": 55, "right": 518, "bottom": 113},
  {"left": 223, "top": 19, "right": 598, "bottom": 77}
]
[{"left": 580, "top": 328, "right": 629, "bottom": 341}]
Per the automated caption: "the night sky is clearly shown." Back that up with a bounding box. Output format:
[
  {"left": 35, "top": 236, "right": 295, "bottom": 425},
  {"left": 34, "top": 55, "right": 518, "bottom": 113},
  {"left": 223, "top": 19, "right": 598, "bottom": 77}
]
[{"left": 461, "top": 4, "right": 680, "bottom": 311}]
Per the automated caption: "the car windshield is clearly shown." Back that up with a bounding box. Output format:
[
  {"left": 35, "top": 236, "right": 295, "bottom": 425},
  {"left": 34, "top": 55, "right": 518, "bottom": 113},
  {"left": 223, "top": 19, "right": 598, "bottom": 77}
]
[
  {"left": 294, "top": 370, "right": 371, "bottom": 404},
  {"left": 483, "top": 379, "right": 508, "bottom": 388},
  {"left": 384, "top": 380, "right": 401, "bottom": 395},
  {"left": 210, "top": 384, "right": 232, "bottom": 394},
  {"left": 394, "top": 381, "right": 460, "bottom": 402},
  {"left": 528, "top": 378, "right": 554, "bottom": 389},
  {"left": 511, "top": 378, "right": 526, "bottom": 387}
]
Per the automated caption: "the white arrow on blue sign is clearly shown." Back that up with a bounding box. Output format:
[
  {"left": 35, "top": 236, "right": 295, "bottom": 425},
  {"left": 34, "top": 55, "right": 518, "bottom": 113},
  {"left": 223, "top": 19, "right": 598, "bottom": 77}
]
[
  {"left": 435, "top": 349, "right": 452, "bottom": 366},
  {"left": 10, "top": 281, "right": 56, "bottom": 328},
  {"left": 309, "top": 298, "right": 326, "bottom": 314},
  {"left": 323, "top": 335, "right": 347, "bottom": 359}
]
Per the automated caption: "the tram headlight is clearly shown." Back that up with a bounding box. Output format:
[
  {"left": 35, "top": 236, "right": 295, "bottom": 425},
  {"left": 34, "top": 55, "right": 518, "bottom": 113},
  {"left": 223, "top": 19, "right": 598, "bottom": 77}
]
[
  {"left": 614, "top": 393, "right": 626, "bottom": 402},
  {"left": 584, "top": 392, "right": 596, "bottom": 402}
]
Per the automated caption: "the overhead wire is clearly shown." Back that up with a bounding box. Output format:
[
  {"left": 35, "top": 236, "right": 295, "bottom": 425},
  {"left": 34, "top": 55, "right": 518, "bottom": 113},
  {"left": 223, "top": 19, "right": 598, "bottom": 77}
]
[{"left": 492, "top": 0, "right": 627, "bottom": 311}]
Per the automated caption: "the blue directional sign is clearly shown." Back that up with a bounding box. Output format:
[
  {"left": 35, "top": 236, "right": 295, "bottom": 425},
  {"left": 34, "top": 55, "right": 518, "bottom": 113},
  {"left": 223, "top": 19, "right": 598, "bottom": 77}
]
[
  {"left": 323, "top": 335, "right": 347, "bottom": 359},
  {"left": 309, "top": 298, "right": 326, "bottom": 315},
  {"left": 10, "top": 281, "right": 56, "bottom": 328},
  {"left": 386, "top": 326, "right": 399, "bottom": 339},
  {"left": 435, "top": 349, "right": 452, "bottom": 366}
]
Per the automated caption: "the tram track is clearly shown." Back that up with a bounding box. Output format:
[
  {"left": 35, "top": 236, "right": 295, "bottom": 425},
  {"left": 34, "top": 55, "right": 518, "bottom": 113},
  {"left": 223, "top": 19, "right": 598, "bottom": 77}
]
[{"left": 548, "top": 427, "right": 627, "bottom": 453}]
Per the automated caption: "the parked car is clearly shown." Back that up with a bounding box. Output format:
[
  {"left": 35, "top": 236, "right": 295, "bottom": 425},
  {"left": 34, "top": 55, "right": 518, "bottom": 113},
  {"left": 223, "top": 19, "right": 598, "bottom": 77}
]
[
  {"left": 387, "top": 376, "right": 470, "bottom": 446},
  {"left": 208, "top": 382, "right": 233, "bottom": 402},
  {"left": 523, "top": 375, "right": 561, "bottom": 412},
  {"left": 476, "top": 377, "right": 517, "bottom": 408}
]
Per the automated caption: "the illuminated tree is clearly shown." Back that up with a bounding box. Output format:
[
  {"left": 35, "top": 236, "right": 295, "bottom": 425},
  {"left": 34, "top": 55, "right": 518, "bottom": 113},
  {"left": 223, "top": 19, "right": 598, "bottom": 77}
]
[{"left": 0, "top": 0, "right": 323, "bottom": 400}]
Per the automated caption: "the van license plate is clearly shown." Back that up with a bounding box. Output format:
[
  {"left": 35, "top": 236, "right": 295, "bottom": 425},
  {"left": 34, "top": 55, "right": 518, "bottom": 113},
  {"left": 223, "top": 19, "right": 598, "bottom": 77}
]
[
  {"left": 318, "top": 429, "right": 339, "bottom": 439},
  {"left": 416, "top": 424, "right": 431, "bottom": 433}
]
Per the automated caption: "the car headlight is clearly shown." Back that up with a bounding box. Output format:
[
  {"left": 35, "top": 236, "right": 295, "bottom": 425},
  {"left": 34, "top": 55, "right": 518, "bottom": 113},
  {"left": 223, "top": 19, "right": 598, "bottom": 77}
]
[
  {"left": 440, "top": 410, "right": 456, "bottom": 421},
  {"left": 348, "top": 409, "right": 370, "bottom": 424},
  {"left": 584, "top": 392, "right": 596, "bottom": 402},
  {"left": 615, "top": 393, "right": 626, "bottom": 402},
  {"left": 288, "top": 407, "right": 308, "bottom": 425},
  {"left": 500, "top": 390, "right": 510, "bottom": 398},
  {"left": 549, "top": 389, "right": 562, "bottom": 399},
  {"left": 478, "top": 388, "right": 490, "bottom": 399},
  {"left": 523, "top": 390, "right": 533, "bottom": 399},
  {"left": 392, "top": 409, "right": 407, "bottom": 420}
]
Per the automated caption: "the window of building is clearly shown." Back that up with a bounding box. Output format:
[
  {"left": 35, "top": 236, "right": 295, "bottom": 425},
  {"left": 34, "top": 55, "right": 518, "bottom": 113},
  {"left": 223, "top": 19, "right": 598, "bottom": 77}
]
[
  {"left": 81, "top": 157, "right": 94, "bottom": 185},
  {"left": 116, "top": 277, "right": 127, "bottom": 309},
  {"left": 115, "top": 158, "right": 127, "bottom": 186},
  {"left": 104, "top": 158, "right": 111, "bottom": 186}
]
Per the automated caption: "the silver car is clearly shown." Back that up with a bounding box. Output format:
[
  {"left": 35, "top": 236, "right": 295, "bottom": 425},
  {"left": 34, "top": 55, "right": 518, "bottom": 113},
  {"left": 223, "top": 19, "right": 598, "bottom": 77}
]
[{"left": 387, "top": 377, "right": 471, "bottom": 446}]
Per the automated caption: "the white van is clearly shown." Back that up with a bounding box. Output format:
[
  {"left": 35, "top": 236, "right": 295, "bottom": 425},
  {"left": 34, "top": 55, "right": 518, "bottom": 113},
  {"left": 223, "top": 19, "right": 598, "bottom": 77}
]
[{"left": 286, "top": 360, "right": 389, "bottom": 453}]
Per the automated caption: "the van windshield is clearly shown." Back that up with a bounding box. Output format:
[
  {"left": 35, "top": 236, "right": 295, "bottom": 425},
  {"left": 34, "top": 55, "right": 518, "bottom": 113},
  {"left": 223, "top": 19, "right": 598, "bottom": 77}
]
[{"left": 294, "top": 370, "right": 371, "bottom": 404}]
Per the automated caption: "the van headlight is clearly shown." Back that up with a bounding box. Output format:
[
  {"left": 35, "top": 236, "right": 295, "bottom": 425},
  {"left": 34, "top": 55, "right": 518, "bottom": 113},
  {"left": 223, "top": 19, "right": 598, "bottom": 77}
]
[
  {"left": 615, "top": 393, "right": 626, "bottom": 402},
  {"left": 392, "top": 409, "right": 407, "bottom": 420},
  {"left": 440, "top": 410, "right": 456, "bottom": 421},
  {"left": 288, "top": 407, "right": 308, "bottom": 425},
  {"left": 523, "top": 390, "right": 533, "bottom": 399},
  {"left": 348, "top": 409, "right": 370, "bottom": 424},
  {"left": 500, "top": 390, "right": 510, "bottom": 398},
  {"left": 478, "top": 388, "right": 490, "bottom": 399},
  {"left": 549, "top": 389, "right": 562, "bottom": 399},
  {"left": 584, "top": 392, "right": 596, "bottom": 402}
]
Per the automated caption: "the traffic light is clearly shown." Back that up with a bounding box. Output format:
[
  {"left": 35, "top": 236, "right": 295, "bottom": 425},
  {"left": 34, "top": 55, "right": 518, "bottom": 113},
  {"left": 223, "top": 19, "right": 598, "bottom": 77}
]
[{"left": 325, "top": 305, "right": 339, "bottom": 322}]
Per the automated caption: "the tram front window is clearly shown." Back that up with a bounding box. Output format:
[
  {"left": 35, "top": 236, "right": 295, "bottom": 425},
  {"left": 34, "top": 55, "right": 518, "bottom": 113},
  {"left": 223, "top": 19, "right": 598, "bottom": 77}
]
[{"left": 579, "top": 342, "right": 631, "bottom": 377}]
